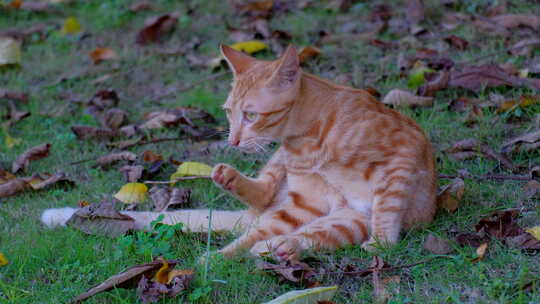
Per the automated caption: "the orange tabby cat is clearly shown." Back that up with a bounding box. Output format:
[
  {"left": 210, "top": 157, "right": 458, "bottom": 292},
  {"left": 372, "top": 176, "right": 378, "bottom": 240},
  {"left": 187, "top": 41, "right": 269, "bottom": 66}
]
[{"left": 42, "top": 45, "right": 437, "bottom": 261}]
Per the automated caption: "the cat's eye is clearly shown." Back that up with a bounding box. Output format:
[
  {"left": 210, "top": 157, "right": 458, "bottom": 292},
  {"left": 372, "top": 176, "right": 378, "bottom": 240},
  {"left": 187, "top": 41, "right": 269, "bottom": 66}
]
[{"left": 243, "top": 111, "right": 257, "bottom": 122}]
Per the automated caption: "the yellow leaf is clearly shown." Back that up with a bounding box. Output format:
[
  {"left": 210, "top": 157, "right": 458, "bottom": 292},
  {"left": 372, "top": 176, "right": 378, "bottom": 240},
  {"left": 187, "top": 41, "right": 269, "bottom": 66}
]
[
  {"left": 263, "top": 286, "right": 338, "bottom": 304},
  {"left": 471, "top": 242, "right": 489, "bottom": 263},
  {"left": 526, "top": 226, "right": 540, "bottom": 241},
  {"left": 170, "top": 162, "right": 212, "bottom": 181},
  {"left": 61, "top": 17, "right": 82, "bottom": 35},
  {"left": 0, "top": 253, "right": 8, "bottom": 266},
  {"left": 0, "top": 36, "right": 21, "bottom": 66},
  {"left": 230, "top": 40, "right": 268, "bottom": 54},
  {"left": 154, "top": 260, "right": 194, "bottom": 284},
  {"left": 113, "top": 182, "right": 148, "bottom": 204}
]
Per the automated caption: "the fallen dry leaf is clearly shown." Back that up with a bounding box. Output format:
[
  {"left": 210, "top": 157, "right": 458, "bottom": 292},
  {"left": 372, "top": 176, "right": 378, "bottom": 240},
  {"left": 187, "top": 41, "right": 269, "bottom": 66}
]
[
  {"left": 526, "top": 226, "right": 540, "bottom": 241},
  {"left": 138, "top": 270, "right": 193, "bottom": 304},
  {"left": 150, "top": 187, "right": 190, "bottom": 212},
  {"left": 61, "top": 17, "right": 81, "bottom": 35},
  {"left": 263, "top": 286, "right": 338, "bottom": 304},
  {"left": 170, "top": 162, "right": 212, "bottom": 181},
  {"left": 136, "top": 13, "right": 179, "bottom": 45},
  {"left": 437, "top": 177, "right": 465, "bottom": 213},
  {"left": 417, "top": 69, "right": 450, "bottom": 97},
  {"left": 0, "top": 171, "right": 72, "bottom": 198},
  {"left": 471, "top": 242, "right": 489, "bottom": 263},
  {"left": 95, "top": 151, "right": 137, "bottom": 168},
  {"left": 445, "top": 138, "right": 515, "bottom": 171},
  {"left": 12, "top": 143, "right": 51, "bottom": 173},
  {"left": 490, "top": 14, "right": 540, "bottom": 30},
  {"left": 523, "top": 180, "right": 540, "bottom": 200},
  {"left": 128, "top": 1, "right": 156, "bottom": 12},
  {"left": 66, "top": 200, "right": 135, "bottom": 238},
  {"left": 72, "top": 258, "right": 180, "bottom": 303},
  {"left": 497, "top": 95, "right": 539, "bottom": 113},
  {"left": 71, "top": 125, "right": 118, "bottom": 141},
  {"left": 475, "top": 209, "right": 522, "bottom": 240},
  {"left": 449, "top": 64, "right": 540, "bottom": 92},
  {"left": 256, "top": 260, "right": 316, "bottom": 285},
  {"left": 0, "top": 178, "right": 29, "bottom": 198},
  {"left": 0, "top": 253, "right": 7, "bottom": 266},
  {"left": 423, "top": 234, "right": 454, "bottom": 254},
  {"left": 88, "top": 89, "right": 119, "bottom": 110},
  {"left": 89, "top": 47, "right": 117, "bottom": 64},
  {"left": 99, "top": 108, "right": 128, "bottom": 130},
  {"left": 298, "top": 46, "right": 321, "bottom": 64},
  {"left": 501, "top": 129, "right": 540, "bottom": 153},
  {"left": 119, "top": 165, "right": 144, "bottom": 183},
  {"left": 142, "top": 150, "right": 163, "bottom": 163},
  {"left": 0, "top": 88, "right": 28, "bottom": 103},
  {"left": 114, "top": 182, "right": 148, "bottom": 204},
  {"left": 382, "top": 89, "right": 433, "bottom": 107},
  {"left": 0, "top": 36, "right": 21, "bottom": 66},
  {"left": 509, "top": 38, "right": 540, "bottom": 56},
  {"left": 444, "top": 35, "right": 468, "bottom": 50}
]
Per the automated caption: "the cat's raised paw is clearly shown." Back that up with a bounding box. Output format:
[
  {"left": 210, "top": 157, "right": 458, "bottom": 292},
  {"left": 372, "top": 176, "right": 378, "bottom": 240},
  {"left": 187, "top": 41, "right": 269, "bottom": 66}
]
[
  {"left": 251, "top": 236, "right": 302, "bottom": 262},
  {"left": 212, "top": 163, "right": 239, "bottom": 192}
]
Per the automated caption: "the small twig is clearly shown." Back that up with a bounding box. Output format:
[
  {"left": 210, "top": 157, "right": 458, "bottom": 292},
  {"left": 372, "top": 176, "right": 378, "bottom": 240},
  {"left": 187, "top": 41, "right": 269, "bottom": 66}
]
[
  {"left": 333, "top": 256, "right": 449, "bottom": 276},
  {"left": 119, "top": 136, "right": 181, "bottom": 149},
  {"left": 439, "top": 174, "right": 530, "bottom": 181},
  {"left": 144, "top": 176, "right": 211, "bottom": 184}
]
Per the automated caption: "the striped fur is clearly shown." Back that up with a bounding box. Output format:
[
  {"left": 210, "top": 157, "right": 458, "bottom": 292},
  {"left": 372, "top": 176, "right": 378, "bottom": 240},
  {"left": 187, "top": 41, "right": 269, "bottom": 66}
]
[{"left": 41, "top": 45, "right": 436, "bottom": 262}]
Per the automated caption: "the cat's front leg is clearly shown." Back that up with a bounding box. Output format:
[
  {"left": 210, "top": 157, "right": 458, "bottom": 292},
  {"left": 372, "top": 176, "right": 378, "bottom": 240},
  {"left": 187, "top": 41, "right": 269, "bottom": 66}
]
[{"left": 212, "top": 163, "right": 274, "bottom": 211}]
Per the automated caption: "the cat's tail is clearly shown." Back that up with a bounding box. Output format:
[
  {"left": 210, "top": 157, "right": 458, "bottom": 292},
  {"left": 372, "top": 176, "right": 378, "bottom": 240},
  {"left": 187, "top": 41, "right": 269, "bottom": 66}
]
[{"left": 41, "top": 208, "right": 251, "bottom": 232}]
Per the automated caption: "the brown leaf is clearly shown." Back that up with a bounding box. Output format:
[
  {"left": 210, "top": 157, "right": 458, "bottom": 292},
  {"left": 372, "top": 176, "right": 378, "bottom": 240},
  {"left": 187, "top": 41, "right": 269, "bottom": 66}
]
[
  {"left": 298, "top": 46, "right": 321, "bottom": 64},
  {"left": 454, "top": 232, "right": 486, "bottom": 248},
  {"left": 471, "top": 242, "right": 489, "bottom": 263},
  {"left": 437, "top": 178, "right": 464, "bottom": 213},
  {"left": 150, "top": 187, "right": 190, "bottom": 212},
  {"left": 449, "top": 64, "right": 540, "bottom": 92},
  {"left": 506, "top": 233, "right": 540, "bottom": 251},
  {"left": 72, "top": 258, "right": 179, "bottom": 303},
  {"left": 445, "top": 138, "right": 515, "bottom": 171},
  {"left": 142, "top": 150, "right": 163, "bottom": 163},
  {"left": 95, "top": 151, "right": 137, "bottom": 168},
  {"left": 490, "top": 14, "right": 540, "bottom": 30},
  {"left": 71, "top": 125, "right": 118, "bottom": 141},
  {"left": 444, "top": 35, "right": 468, "bottom": 51},
  {"left": 501, "top": 129, "right": 540, "bottom": 153},
  {"left": 0, "top": 88, "right": 28, "bottom": 103},
  {"left": 382, "top": 89, "right": 433, "bottom": 107},
  {"left": 89, "top": 47, "right": 117, "bottom": 64},
  {"left": 417, "top": 69, "right": 450, "bottom": 97},
  {"left": 66, "top": 200, "right": 135, "bottom": 238},
  {"left": 119, "top": 165, "right": 144, "bottom": 182},
  {"left": 509, "top": 39, "right": 540, "bottom": 56},
  {"left": 129, "top": 1, "right": 156, "bottom": 12},
  {"left": 497, "top": 95, "right": 540, "bottom": 113},
  {"left": 99, "top": 108, "right": 127, "bottom": 130},
  {"left": 136, "top": 13, "right": 179, "bottom": 45},
  {"left": 0, "top": 169, "right": 16, "bottom": 184},
  {"left": 89, "top": 89, "right": 119, "bottom": 110},
  {"left": 0, "top": 178, "right": 30, "bottom": 198},
  {"left": 423, "top": 234, "right": 454, "bottom": 254},
  {"left": 12, "top": 143, "right": 51, "bottom": 173},
  {"left": 256, "top": 260, "right": 316, "bottom": 284},
  {"left": 475, "top": 209, "right": 523, "bottom": 240},
  {"left": 29, "top": 172, "right": 74, "bottom": 190},
  {"left": 523, "top": 180, "right": 540, "bottom": 200}
]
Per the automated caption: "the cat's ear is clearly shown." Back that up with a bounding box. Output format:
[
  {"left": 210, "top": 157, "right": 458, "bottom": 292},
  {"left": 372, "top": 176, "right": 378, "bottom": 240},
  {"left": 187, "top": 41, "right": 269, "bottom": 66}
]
[
  {"left": 220, "top": 44, "right": 257, "bottom": 76},
  {"left": 267, "top": 45, "right": 300, "bottom": 89}
]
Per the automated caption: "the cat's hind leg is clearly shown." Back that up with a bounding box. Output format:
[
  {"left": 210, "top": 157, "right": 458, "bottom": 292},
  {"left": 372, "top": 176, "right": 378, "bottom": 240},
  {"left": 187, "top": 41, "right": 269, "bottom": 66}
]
[{"left": 250, "top": 208, "right": 369, "bottom": 261}]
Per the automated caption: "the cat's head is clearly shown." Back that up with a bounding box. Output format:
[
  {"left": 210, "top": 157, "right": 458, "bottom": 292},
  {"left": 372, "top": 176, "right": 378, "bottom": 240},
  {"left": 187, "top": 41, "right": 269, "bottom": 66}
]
[{"left": 220, "top": 44, "right": 301, "bottom": 152}]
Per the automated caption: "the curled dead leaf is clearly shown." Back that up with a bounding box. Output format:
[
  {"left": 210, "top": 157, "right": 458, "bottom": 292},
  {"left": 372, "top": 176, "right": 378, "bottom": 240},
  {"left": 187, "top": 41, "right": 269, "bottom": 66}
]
[
  {"left": 471, "top": 242, "right": 488, "bottom": 263},
  {"left": 490, "top": 14, "right": 540, "bottom": 30},
  {"left": 99, "top": 108, "right": 127, "bottom": 130},
  {"left": 136, "top": 13, "right": 179, "bottom": 45},
  {"left": 12, "top": 143, "right": 51, "bottom": 173},
  {"left": 66, "top": 200, "right": 135, "bottom": 238},
  {"left": 150, "top": 187, "right": 190, "bottom": 212},
  {"left": 89, "top": 47, "right": 117, "bottom": 64},
  {"left": 423, "top": 234, "right": 454, "bottom": 255},
  {"left": 444, "top": 35, "right": 468, "bottom": 50},
  {"left": 119, "top": 165, "right": 144, "bottom": 183},
  {"left": 445, "top": 138, "right": 515, "bottom": 171},
  {"left": 449, "top": 64, "right": 540, "bottom": 92},
  {"left": 298, "top": 46, "right": 321, "bottom": 64},
  {"left": 95, "top": 151, "right": 137, "bottom": 168},
  {"left": 437, "top": 177, "right": 464, "bottom": 213},
  {"left": 382, "top": 89, "right": 433, "bottom": 107},
  {"left": 417, "top": 69, "right": 450, "bottom": 97},
  {"left": 501, "top": 129, "right": 540, "bottom": 153},
  {"left": 256, "top": 260, "right": 316, "bottom": 285}
]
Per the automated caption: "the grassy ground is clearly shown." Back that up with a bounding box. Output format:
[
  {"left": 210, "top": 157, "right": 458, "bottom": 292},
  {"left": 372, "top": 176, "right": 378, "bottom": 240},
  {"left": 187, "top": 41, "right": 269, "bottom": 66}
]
[{"left": 1, "top": 0, "right": 539, "bottom": 303}]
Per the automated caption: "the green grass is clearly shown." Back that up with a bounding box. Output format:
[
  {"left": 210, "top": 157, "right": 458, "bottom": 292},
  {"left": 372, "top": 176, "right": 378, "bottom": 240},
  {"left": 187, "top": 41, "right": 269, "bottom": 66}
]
[{"left": 1, "top": 0, "right": 539, "bottom": 303}]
